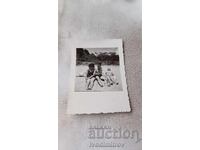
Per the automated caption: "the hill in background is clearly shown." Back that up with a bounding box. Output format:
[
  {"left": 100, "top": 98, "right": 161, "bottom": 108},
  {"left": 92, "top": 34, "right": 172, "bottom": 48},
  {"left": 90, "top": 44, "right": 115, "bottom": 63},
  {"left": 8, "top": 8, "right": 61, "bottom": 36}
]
[{"left": 76, "top": 48, "right": 119, "bottom": 65}]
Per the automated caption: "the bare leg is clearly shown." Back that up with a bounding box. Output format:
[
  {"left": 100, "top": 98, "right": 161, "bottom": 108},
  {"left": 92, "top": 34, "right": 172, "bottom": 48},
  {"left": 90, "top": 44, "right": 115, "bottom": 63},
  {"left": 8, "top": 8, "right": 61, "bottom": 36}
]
[
  {"left": 95, "top": 76, "right": 103, "bottom": 87},
  {"left": 90, "top": 78, "right": 96, "bottom": 89},
  {"left": 106, "top": 76, "right": 113, "bottom": 86},
  {"left": 87, "top": 78, "right": 96, "bottom": 90},
  {"left": 86, "top": 79, "right": 91, "bottom": 90},
  {"left": 110, "top": 76, "right": 119, "bottom": 85},
  {"left": 86, "top": 78, "right": 94, "bottom": 90}
]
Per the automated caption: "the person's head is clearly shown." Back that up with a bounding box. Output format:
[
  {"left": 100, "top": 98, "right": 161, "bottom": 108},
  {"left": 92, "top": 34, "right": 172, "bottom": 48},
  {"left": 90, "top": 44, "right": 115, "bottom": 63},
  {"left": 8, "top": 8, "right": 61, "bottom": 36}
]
[
  {"left": 97, "top": 62, "right": 102, "bottom": 68},
  {"left": 98, "top": 62, "right": 101, "bottom": 66},
  {"left": 88, "top": 63, "right": 95, "bottom": 71},
  {"left": 107, "top": 68, "right": 111, "bottom": 71}
]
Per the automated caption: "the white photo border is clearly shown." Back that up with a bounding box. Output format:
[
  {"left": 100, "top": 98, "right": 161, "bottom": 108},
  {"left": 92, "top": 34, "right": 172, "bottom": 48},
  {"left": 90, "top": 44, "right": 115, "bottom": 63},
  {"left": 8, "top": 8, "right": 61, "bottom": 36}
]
[{"left": 67, "top": 39, "right": 131, "bottom": 114}]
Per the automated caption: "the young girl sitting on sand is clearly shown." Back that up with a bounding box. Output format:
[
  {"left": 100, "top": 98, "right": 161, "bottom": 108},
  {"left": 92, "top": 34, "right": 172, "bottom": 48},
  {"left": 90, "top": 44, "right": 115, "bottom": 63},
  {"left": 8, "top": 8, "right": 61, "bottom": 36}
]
[{"left": 105, "top": 68, "right": 119, "bottom": 87}]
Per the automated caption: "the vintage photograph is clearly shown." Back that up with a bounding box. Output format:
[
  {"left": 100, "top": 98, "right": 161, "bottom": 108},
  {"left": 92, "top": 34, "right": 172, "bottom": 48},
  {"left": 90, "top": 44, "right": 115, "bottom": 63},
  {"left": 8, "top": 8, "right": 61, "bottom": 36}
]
[
  {"left": 58, "top": 0, "right": 142, "bottom": 149},
  {"left": 75, "top": 48, "right": 123, "bottom": 92},
  {"left": 67, "top": 39, "right": 130, "bottom": 114}
]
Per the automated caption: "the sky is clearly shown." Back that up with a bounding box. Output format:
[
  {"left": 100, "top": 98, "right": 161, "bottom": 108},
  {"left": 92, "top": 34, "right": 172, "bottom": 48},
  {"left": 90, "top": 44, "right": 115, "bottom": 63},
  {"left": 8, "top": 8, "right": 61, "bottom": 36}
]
[{"left": 85, "top": 47, "right": 119, "bottom": 55}]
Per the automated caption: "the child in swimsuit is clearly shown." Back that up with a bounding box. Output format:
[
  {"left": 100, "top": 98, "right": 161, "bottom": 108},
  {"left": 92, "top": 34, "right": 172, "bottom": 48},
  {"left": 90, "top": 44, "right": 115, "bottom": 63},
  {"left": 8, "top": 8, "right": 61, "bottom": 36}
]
[{"left": 105, "top": 68, "right": 119, "bottom": 86}]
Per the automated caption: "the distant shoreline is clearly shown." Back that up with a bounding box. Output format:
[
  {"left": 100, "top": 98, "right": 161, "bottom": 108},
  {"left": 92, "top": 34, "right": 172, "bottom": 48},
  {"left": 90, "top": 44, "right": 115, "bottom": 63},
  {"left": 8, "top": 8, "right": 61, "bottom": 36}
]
[{"left": 76, "top": 61, "right": 119, "bottom": 66}]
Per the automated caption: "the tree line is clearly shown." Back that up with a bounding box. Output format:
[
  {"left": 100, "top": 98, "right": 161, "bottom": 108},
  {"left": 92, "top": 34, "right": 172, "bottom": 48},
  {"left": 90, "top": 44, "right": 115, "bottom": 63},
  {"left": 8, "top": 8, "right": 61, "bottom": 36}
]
[{"left": 76, "top": 48, "right": 119, "bottom": 65}]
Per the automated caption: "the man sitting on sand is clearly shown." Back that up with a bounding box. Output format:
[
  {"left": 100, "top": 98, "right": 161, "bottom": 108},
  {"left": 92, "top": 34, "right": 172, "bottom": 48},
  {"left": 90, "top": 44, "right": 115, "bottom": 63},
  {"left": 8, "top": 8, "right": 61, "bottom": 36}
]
[
  {"left": 85, "top": 63, "right": 104, "bottom": 90},
  {"left": 85, "top": 63, "right": 96, "bottom": 90},
  {"left": 94, "top": 62, "right": 105, "bottom": 84}
]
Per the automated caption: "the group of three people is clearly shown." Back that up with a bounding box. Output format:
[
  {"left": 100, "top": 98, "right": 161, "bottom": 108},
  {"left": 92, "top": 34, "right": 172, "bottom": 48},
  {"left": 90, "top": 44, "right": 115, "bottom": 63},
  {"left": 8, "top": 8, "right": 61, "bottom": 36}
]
[{"left": 86, "top": 63, "right": 118, "bottom": 90}]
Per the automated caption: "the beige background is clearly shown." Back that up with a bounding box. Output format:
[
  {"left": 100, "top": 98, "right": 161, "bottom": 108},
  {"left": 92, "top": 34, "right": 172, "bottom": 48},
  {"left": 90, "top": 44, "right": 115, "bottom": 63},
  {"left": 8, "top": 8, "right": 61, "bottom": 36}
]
[{"left": 58, "top": 0, "right": 142, "bottom": 149}]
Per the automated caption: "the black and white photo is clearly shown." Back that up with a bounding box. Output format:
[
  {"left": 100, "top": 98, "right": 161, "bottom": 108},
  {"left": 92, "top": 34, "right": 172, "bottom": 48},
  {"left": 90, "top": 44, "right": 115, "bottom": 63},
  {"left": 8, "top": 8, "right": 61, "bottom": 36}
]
[
  {"left": 75, "top": 48, "right": 123, "bottom": 92},
  {"left": 67, "top": 39, "right": 131, "bottom": 114}
]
